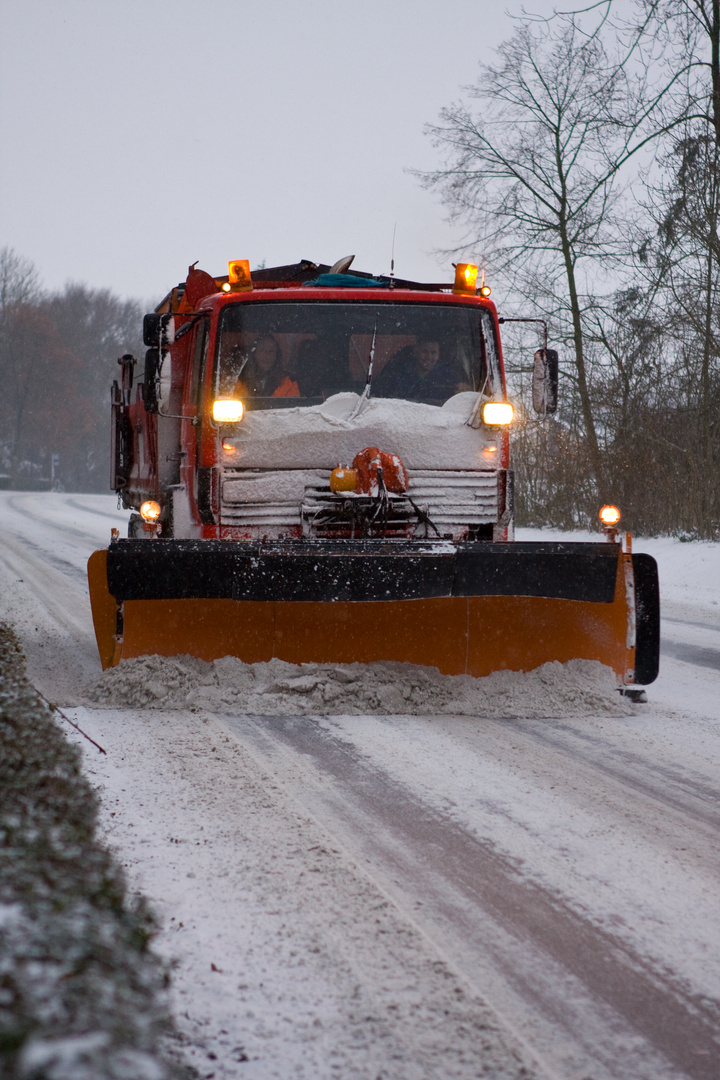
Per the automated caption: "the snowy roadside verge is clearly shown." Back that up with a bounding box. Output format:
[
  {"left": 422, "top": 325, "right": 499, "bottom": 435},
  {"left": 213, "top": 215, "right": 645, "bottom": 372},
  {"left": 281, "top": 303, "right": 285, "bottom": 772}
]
[{"left": 0, "top": 623, "right": 187, "bottom": 1080}]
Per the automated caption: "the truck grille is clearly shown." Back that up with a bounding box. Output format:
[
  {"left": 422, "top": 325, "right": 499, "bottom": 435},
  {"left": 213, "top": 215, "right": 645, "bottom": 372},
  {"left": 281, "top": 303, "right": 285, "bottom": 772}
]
[
  {"left": 408, "top": 470, "right": 498, "bottom": 524},
  {"left": 221, "top": 468, "right": 499, "bottom": 536},
  {"left": 221, "top": 469, "right": 322, "bottom": 529},
  {"left": 303, "top": 470, "right": 498, "bottom": 537}
]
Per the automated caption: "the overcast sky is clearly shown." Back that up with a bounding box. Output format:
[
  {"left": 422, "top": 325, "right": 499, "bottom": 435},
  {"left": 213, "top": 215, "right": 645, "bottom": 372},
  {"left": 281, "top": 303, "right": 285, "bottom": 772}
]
[{"left": 1, "top": 1, "right": 522, "bottom": 301}]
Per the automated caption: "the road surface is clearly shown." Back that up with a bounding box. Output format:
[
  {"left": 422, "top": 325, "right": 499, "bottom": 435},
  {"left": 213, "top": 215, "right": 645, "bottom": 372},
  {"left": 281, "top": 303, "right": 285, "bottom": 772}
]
[{"left": 1, "top": 491, "right": 718, "bottom": 1079}]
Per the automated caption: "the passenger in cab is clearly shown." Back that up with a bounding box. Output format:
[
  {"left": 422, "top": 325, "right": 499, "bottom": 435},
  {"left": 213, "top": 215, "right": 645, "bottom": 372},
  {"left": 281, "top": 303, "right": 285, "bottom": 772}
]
[
  {"left": 375, "top": 338, "right": 467, "bottom": 402},
  {"left": 235, "top": 335, "right": 299, "bottom": 399}
]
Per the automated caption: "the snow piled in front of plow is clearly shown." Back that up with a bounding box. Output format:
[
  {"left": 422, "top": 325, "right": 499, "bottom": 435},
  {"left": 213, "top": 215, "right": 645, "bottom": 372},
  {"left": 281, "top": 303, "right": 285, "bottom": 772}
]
[{"left": 85, "top": 656, "right": 633, "bottom": 718}]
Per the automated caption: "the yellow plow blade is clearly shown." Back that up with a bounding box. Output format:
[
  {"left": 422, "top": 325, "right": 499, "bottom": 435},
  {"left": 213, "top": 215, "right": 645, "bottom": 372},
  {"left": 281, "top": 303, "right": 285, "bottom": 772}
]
[{"left": 88, "top": 541, "right": 659, "bottom": 683}]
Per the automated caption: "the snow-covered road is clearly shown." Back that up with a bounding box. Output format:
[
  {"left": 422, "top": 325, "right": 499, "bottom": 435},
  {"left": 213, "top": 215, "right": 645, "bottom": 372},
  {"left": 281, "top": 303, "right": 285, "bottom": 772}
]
[{"left": 1, "top": 491, "right": 719, "bottom": 1080}]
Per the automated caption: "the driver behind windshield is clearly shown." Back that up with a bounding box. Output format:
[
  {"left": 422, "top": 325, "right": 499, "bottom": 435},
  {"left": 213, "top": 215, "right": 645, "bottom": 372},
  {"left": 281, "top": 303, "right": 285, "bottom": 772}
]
[
  {"left": 235, "top": 334, "right": 299, "bottom": 399},
  {"left": 374, "top": 338, "right": 469, "bottom": 402}
]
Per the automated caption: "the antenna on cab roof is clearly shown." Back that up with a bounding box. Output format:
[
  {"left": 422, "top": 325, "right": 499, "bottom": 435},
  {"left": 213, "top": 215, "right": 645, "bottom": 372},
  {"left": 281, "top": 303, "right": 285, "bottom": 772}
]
[{"left": 389, "top": 223, "right": 397, "bottom": 289}]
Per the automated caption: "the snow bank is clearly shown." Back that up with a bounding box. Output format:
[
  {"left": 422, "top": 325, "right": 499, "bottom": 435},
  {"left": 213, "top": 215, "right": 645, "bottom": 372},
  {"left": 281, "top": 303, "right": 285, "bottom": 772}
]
[
  {"left": 225, "top": 392, "right": 491, "bottom": 470},
  {"left": 85, "top": 656, "right": 633, "bottom": 718}
]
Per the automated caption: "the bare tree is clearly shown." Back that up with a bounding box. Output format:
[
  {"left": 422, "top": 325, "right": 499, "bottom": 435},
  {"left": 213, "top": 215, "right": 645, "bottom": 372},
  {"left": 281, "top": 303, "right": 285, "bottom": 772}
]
[
  {"left": 639, "top": 1, "right": 720, "bottom": 139},
  {"left": 40, "top": 284, "right": 145, "bottom": 490},
  {"left": 0, "top": 250, "right": 146, "bottom": 491},
  {"left": 615, "top": 1, "right": 720, "bottom": 534},
  {"left": 0, "top": 250, "right": 43, "bottom": 478},
  {"left": 0, "top": 301, "right": 91, "bottom": 481},
  {"left": 419, "top": 5, "right": 674, "bottom": 499},
  {"left": 0, "top": 247, "right": 40, "bottom": 312}
]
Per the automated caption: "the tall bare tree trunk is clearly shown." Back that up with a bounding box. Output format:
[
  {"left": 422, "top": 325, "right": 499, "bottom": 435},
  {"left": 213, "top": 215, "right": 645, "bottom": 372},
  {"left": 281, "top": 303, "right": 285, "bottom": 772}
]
[
  {"left": 558, "top": 202, "right": 606, "bottom": 493},
  {"left": 711, "top": 0, "right": 720, "bottom": 144}
]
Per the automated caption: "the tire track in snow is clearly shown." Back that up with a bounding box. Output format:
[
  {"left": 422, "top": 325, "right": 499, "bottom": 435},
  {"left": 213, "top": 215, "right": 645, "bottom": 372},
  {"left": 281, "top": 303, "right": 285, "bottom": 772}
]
[
  {"left": 225, "top": 713, "right": 720, "bottom": 1080},
  {"left": 493, "top": 716, "right": 720, "bottom": 832},
  {"left": 0, "top": 520, "right": 103, "bottom": 699},
  {"left": 5, "top": 492, "right": 121, "bottom": 551},
  {"left": 66, "top": 495, "right": 128, "bottom": 522},
  {"left": 2, "top": 530, "right": 88, "bottom": 584},
  {"left": 662, "top": 639, "right": 720, "bottom": 672},
  {"left": 661, "top": 614, "right": 720, "bottom": 671},
  {"left": 664, "top": 616, "right": 720, "bottom": 633},
  {"left": 0, "top": 492, "right": 129, "bottom": 698},
  {"left": 0, "top": 533, "right": 89, "bottom": 636}
]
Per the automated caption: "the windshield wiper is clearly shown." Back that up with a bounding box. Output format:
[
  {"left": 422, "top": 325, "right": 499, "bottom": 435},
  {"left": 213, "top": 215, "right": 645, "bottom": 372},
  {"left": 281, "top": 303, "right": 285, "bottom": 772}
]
[{"left": 348, "top": 321, "right": 377, "bottom": 421}]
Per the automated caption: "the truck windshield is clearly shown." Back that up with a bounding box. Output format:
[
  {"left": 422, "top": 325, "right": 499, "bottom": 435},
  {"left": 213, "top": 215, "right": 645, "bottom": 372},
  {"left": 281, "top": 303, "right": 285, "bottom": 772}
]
[{"left": 215, "top": 300, "right": 498, "bottom": 408}]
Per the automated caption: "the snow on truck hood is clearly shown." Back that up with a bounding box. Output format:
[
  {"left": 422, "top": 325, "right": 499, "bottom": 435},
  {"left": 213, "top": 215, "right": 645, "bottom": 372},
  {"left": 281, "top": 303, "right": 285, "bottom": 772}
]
[{"left": 224, "top": 392, "right": 495, "bottom": 470}]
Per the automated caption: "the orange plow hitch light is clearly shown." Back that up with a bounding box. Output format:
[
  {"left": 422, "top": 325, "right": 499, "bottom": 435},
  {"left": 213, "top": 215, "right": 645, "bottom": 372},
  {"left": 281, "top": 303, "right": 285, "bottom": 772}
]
[{"left": 599, "top": 504, "right": 621, "bottom": 527}]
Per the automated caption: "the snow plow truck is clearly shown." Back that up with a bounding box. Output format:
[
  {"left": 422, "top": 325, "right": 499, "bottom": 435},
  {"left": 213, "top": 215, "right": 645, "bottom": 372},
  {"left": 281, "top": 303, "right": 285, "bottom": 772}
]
[{"left": 87, "top": 257, "right": 659, "bottom": 688}]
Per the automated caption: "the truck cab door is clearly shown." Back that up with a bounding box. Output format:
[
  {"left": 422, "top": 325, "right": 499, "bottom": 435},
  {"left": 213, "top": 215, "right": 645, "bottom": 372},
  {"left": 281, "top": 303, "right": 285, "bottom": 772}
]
[{"left": 177, "top": 318, "right": 211, "bottom": 530}]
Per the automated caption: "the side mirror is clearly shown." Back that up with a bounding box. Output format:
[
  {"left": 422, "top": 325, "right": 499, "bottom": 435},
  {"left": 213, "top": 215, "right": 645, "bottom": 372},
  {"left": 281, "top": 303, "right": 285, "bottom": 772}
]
[
  {"left": 532, "top": 349, "right": 558, "bottom": 416},
  {"left": 143, "top": 348, "right": 160, "bottom": 413},
  {"left": 142, "top": 313, "right": 175, "bottom": 347},
  {"left": 143, "top": 348, "right": 170, "bottom": 413}
]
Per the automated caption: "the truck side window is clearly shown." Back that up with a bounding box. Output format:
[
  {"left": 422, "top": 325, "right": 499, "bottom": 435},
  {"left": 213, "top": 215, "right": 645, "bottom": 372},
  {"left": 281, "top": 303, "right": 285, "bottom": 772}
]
[{"left": 189, "top": 320, "right": 209, "bottom": 412}]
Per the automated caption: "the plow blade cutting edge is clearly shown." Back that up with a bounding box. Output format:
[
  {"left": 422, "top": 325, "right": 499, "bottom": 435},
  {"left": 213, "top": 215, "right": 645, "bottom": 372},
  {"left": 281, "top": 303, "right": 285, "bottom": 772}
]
[{"left": 87, "top": 540, "right": 660, "bottom": 684}]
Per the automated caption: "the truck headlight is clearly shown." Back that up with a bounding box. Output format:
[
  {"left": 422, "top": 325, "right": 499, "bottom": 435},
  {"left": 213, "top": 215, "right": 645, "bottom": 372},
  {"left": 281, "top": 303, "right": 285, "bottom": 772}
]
[
  {"left": 212, "top": 398, "right": 245, "bottom": 423},
  {"left": 482, "top": 402, "right": 514, "bottom": 426}
]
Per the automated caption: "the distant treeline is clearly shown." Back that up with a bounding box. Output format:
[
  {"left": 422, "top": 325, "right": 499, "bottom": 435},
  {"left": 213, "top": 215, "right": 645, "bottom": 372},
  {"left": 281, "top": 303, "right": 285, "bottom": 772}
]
[{"left": 0, "top": 248, "right": 146, "bottom": 493}]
